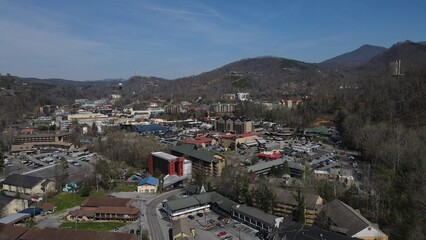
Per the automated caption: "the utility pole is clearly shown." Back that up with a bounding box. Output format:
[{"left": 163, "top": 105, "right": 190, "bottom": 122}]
[{"left": 74, "top": 191, "right": 77, "bottom": 229}]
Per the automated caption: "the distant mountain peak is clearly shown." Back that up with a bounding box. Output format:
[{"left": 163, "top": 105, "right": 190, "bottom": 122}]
[
  {"left": 320, "top": 44, "right": 387, "bottom": 69},
  {"left": 368, "top": 41, "right": 426, "bottom": 69}
]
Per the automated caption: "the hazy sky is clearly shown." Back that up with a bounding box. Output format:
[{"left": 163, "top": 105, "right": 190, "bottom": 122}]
[{"left": 1, "top": 0, "right": 425, "bottom": 80}]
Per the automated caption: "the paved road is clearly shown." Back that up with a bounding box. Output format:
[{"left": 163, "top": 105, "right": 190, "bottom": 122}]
[
  {"left": 146, "top": 189, "right": 184, "bottom": 240},
  {"left": 35, "top": 206, "right": 79, "bottom": 229}
]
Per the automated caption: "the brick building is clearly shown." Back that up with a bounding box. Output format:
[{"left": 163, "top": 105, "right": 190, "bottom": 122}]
[{"left": 148, "top": 152, "right": 186, "bottom": 177}]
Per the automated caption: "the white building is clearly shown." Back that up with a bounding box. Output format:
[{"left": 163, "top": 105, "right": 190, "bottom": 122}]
[{"left": 237, "top": 92, "right": 249, "bottom": 101}]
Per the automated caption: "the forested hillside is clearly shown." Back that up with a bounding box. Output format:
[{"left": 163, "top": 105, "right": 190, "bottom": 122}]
[{"left": 337, "top": 41, "right": 426, "bottom": 239}]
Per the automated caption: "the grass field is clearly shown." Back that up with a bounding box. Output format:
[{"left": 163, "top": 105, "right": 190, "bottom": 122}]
[
  {"left": 53, "top": 191, "right": 107, "bottom": 212},
  {"left": 60, "top": 221, "right": 127, "bottom": 231}
]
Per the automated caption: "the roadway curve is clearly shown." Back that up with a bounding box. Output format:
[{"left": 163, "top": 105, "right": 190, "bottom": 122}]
[{"left": 146, "top": 189, "right": 184, "bottom": 240}]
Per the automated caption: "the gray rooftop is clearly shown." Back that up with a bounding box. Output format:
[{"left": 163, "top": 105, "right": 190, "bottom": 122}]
[
  {"left": 164, "top": 192, "right": 237, "bottom": 213},
  {"left": 152, "top": 152, "right": 179, "bottom": 162},
  {"left": 232, "top": 204, "right": 278, "bottom": 225},
  {"left": 322, "top": 199, "right": 380, "bottom": 236},
  {"left": 1, "top": 174, "right": 45, "bottom": 189},
  {"left": 247, "top": 157, "right": 301, "bottom": 173},
  {"left": 165, "top": 195, "right": 203, "bottom": 212},
  {"left": 0, "top": 213, "right": 31, "bottom": 224},
  {"left": 273, "top": 187, "right": 322, "bottom": 209},
  {"left": 272, "top": 219, "right": 356, "bottom": 240}
]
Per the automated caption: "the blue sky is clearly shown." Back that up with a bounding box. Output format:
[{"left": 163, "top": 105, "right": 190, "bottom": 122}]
[{"left": 1, "top": 0, "right": 425, "bottom": 80}]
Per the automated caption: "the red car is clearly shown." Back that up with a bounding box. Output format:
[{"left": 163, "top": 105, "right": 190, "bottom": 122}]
[{"left": 217, "top": 231, "right": 227, "bottom": 237}]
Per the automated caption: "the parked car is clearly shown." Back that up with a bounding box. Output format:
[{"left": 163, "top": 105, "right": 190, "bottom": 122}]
[
  {"left": 224, "top": 236, "right": 233, "bottom": 240},
  {"left": 196, "top": 212, "right": 203, "bottom": 217},
  {"left": 188, "top": 215, "right": 194, "bottom": 220},
  {"left": 217, "top": 231, "right": 227, "bottom": 237}
]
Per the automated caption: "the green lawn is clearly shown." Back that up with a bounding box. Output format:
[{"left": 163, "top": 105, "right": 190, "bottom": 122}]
[
  {"left": 60, "top": 221, "right": 127, "bottom": 231},
  {"left": 53, "top": 191, "right": 107, "bottom": 212},
  {"left": 112, "top": 184, "right": 136, "bottom": 192}
]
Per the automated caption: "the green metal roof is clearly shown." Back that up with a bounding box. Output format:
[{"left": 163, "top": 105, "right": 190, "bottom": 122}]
[
  {"left": 194, "top": 193, "right": 212, "bottom": 205},
  {"left": 165, "top": 196, "right": 202, "bottom": 211},
  {"left": 165, "top": 192, "right": 238, "bottom": 213},
  {"left": 172, "top": 145, "right": 217, "bottom": 163}
]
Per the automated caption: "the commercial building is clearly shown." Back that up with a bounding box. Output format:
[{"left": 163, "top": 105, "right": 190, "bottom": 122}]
[
  {"left": 314, "top": 168, "right": 355, "bottom": 186},
  {"left": 10, "top": 142, "right": 73, "bottom": 154},
  {"left": 67, "top": 112, "right": 112, "bottom": 125},
  {"left": 68, "top": 197, "right": 139, "bottom": 222},
  {"left": 148, "top": 152, "right": 187, "bottom": 177},
  {"left": 165, "top": 105, "right": 185, "bottom": 115},
  {"left": 162, "top": 192, "right": 237, "bottom": 219},
  {"left": 246, "top": 158, "right": 304, "bottom": 178},
  {"left": 137, "top": 176, "right": 159, "bottom": 194},
  {"left": 219, "top": 133, "right": 259, "bottom": 148},
  {"left": 13, "top": 132, "right": 71, "bottom": 145},
  {"left": 171, "top": 145, "right": 225, "bottom": 176},
  {"left": 1, "top": 174, "right": 55, "bottom": 196},
  {"left": 214, "top": 116, "right": 253, "bottom": 134},
  {"left": 211, "top": 103, "right": 236, "bottom": 114},
  {"left": 231, "top": 204, "right": 283, "bottom": 233},
  {"left": 180, "top": 137, "right": 216, "bottom": 148}
]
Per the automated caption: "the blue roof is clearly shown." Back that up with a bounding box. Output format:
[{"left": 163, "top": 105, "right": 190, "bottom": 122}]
[
  {"left": 19, "top": 208, "right": 44, "bottom": 217},
  {"left": 136, "top": 124, "right": 168, "bottom": 133},
  {"left": 138, "top": 176, "right": 159, "bottom": 186}
]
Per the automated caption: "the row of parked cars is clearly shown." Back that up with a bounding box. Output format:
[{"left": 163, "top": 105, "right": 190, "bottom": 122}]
[
  {"left": 20, "top": 159, "right": 45, "bottom": 168},
  {"left": 315, "top": 155, "right": 341, "bottom": 169}
]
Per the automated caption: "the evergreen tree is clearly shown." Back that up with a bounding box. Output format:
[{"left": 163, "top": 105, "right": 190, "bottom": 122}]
[
  {"left": 292, "top": 188, "right": 305, "bottom": 224},
  {"left": 91, "top": 122, "right": 98, "bottom": 135},
  {"left": 0, "top": 151, "right": 4, "bottom": 172}
]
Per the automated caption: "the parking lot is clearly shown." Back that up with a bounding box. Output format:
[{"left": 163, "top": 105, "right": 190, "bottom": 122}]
[
  {"left": 184, "top": 210, "right": 259, "bottom": 240},
  {"left": 1, "top": 148, "right": 95, "bottom": 181}
]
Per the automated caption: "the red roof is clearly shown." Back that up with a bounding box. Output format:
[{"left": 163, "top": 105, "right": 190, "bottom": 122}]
[
  {"left": 182, "top": 137, "right": 214, "bottom": 145},
  {"left": 41, "top": 202, "right": 55, "bottom": 211},
  {"left": 69, "top": 208, "right": 95, "bottom": 217},
  {"left": 238, "top": 133, "right": 256, "bottom": 138},
  {"left": 194, "top": 136, "right": 214, "bottom": 141},
  {"left": 220, "top": 134, "right": 236, "bottom": 139},
  {"left": 19, "top": 227, "right": 138, "bottom": 240},
  {"left": 0, "top": 224, "right": 28, "bottom": 239},
  {"left": 95, "top": 207, "right": 140, "bottom": 215},
  {"left": 258, "top": 151, "right": 282, "bottom": 159}
]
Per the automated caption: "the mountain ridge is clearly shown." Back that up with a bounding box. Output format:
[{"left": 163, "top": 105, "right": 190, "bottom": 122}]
[{"left": 320, "top": 44, "right": 387, "bottom": 69}]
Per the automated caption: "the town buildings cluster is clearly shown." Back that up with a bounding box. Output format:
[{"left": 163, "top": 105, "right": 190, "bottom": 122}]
[{"left": 0, "top": 90, "right": 388, "bottom": 240}]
